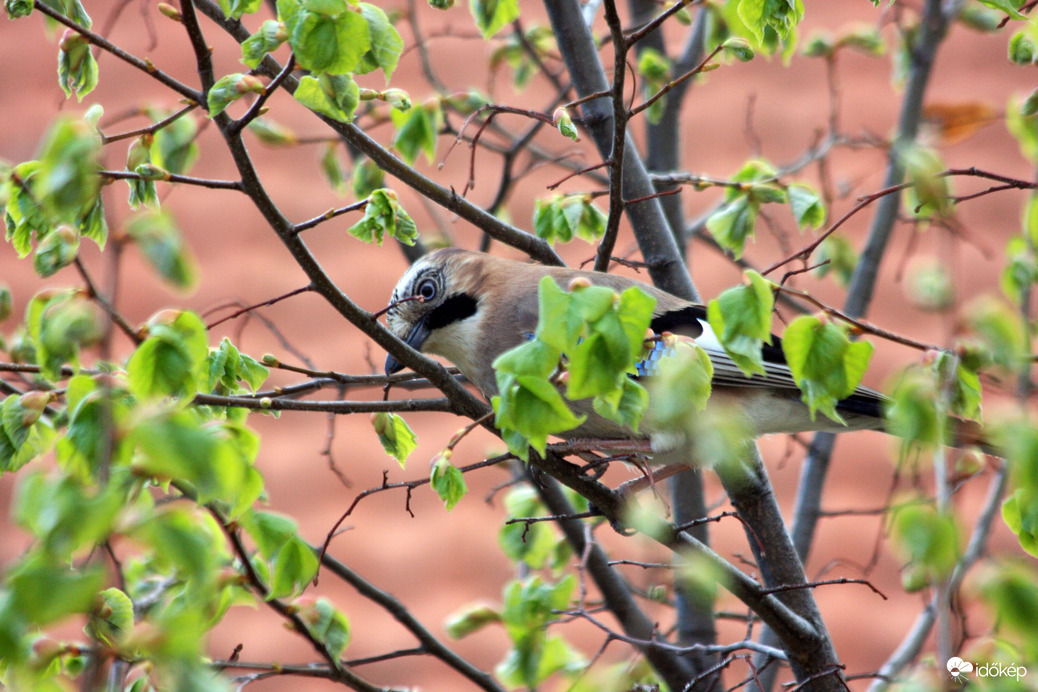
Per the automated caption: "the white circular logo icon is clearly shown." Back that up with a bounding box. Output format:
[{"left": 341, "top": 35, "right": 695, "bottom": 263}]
[{"left": 947, "top": 657, "right": 974, "bottom": 683}]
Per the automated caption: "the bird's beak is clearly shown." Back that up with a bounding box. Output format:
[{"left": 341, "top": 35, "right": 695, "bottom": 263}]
[{"left": 384, "top": 317, "right": 432, "bottom": 375}]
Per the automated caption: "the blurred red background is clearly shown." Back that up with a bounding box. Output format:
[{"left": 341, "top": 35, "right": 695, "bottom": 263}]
[{"left": 0, "top": 2, "right": 1033, "bottom": 689}]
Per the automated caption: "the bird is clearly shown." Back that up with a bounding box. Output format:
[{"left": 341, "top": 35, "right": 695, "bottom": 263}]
[{"left": 382, "top": 248, "right": 895, "bottom": 445}]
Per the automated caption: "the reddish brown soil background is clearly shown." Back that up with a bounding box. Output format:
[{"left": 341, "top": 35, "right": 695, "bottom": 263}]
[{"left": 0, "top": 2, "right": 1034, "bottom": 690}]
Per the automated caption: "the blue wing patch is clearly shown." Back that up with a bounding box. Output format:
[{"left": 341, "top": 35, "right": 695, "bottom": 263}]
[{"left": 635, "top": 339, "right": 673, "bottom": 377}]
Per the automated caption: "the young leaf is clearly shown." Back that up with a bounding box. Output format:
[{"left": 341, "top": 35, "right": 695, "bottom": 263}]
[
  {"left": 127, "top": 310, "right": 209, "bottom": 400},
  {"left": 150, "top": 107, "right": 199, "bottom": 175},
  {"left": 706, "top": 195, "right": 757, "bottom": 258},
  {"left": 430, "top": 452, "right": 467, "bottom": 510},
  {"left": 125, "top": 209, "right": 198, "bottom": 290},
  {"left": 33, "top": 225, "right": 79, "bottom": 277},
  {"left": 294, "top": 73, "right": 360, "bottom": 123},
  {"left": 57, "top": 30, "right": 98, "bottom": 101},
  {"left": 470, "top": 0, "right": 519, "bottom": 39},
  {"left": 781, "top": 315, "right": 874, "bottom": 424},
  {"left": 284, "top": 0, "right": 370, "bottom": 75},
  {"left": 371, "top": 411, "right": 417, "bottom": 466},
  {"left": 86, "top": 588, "right": 135, "bottom": 645},
  {"left": 298, "top": 599, "right": 351, "bottom": 659},
  {"left": 347, "top": 189, "right": 418, "bottom": 246},
  {"left": 35, "top": 116, "right": 102, "bottom": 224},
  {"left": 207, "top": 73, "right": 265, "bottom": 117},
  {"left": 492, "top": 373, "right": 585, "bottom": 457},
  {"left": 898, "top": 143, "right": 951, "bottom": 217},
  {"left": 241, "top": 19, "right": 288, "bottom": 69},
  {"left": 788, "top": 183, "right": 826, "bottom": 230},
  {"left": 706, "top": 270, "right": 775, "bottom": 376},
  {"left": 356, "top": 3, "right": 403, "bottom": 81},
  {"left": 268, "top": 536, "right": 319, "bottom": 599},
  {"left": 391, "top": 101, "right": 442, "bottom": 164},
  {"left": 646, "top": 340, "right": 714, "bottom": 431}
]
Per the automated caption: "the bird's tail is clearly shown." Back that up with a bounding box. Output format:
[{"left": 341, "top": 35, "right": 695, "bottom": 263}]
[{"left": 835, "top": 395, "right": 999, "bottom": 456}]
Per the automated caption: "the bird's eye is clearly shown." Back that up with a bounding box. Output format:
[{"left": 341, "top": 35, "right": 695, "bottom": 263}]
[{"left": 416, "top": 279, "right": 437, "bottom": 302}]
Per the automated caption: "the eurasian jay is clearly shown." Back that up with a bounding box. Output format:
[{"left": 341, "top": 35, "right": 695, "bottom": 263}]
[{"left": 383, "top": 248, "right": 890, "bottom": 442}]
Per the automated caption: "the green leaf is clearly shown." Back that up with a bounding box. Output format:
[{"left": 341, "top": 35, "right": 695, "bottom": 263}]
[
  {"left": 320, "top": 142, "right": 347, "bottom": 194},
  {"left": 497, "top": 486, "right": 556, "bottom": 567},
  {"left": 391, "top": 100, "right": 442, "bottom": 164},
  {"left": 646, "top": 341, "right": 714, "bottom": 430},
  {"left": 814, "top": 234, "right": 857, "bottom": 287},
  {"left": 469, "top": 0, "right": 519, "bottom": 39},
  {"left": 898, "top": 143, "right": 950, "bottom": 217},
  {"left": 301, "top": 599, "right": 351, "bottom": 659},
  {"left": 127, "top": 310, "right": 209, "bottom": 400},
  {"left": 976, "top": 0, "right": 1028, "bottom": 20},
  {"left": 735, "top": 0, "right": 803, "bottom": 43},
  {"left": 430, "top": 452, "right": 467, "bottom": 510},
  {"left": 890, "top": 504, "right": 960, "bottom": 584},
  {"left": 722, "top": 36, "right": 755, "bottom": 62},
  {"left": 130, "top": 507, "right": 226, "bottom": 592},
  {"left": 533, "top": 195, "right": 605, "bottom": 244},
  {"left": 371, "top": 411, "right": 417, "bottom": 466},
  {"left": 592, "top": 377, "right": 648, "bottom": 431},
  {"left": 207, "top": 73, "right": 265, "bottom": 117},
  {"left": 35, "top": 115, "right": 102, "bottom": 223},
  {"left": 5, "top": 0, "right": 34, "bottom": 18},
  {"left": 781, "top": 315, "right": 874, "bottom": 424},
  {"left": 966, "top": 295, "right": 1028, "bottom": 374},
  {"left": 706, "top": 271, "right": 775, "bottom": 376},
  {"left": 30, "top": 291, "right": 103, "bottom": 381},
  {"left": 0, "top": 284, "right": 11, "bottom": 321},
  {"left": 150, "top": 107, "right": 199, "bottom": 175},
  {"left": 788, "top": 183, "right": 826, "bottom": 230},
  {"left": 706, "top": 195, "right": 757, "bottom": 258},
  {"left": 2, "top": 392, "right": 52, "bottom": 450},
  {"left": 13, "top": 471, "right": 123, "bottom": 559},
  {"left": 56, "top": 30, "right": 98, "bottom": 101},
  {"left": 496, "top": 576, "right": 581, "bottom": 687},
  {"left": 286, "top": 0, "right": 370, "bottom": 75},
  {"left": 356, "top": 3, "right": 402, "bottom": 80},
  {"left": 240, "top": 510, "right": 299, "bottom": 560},
  {"left": 8, "top": 554, "right": 104, "bottom": 626},
  {"left": 125, "top": 209, "right": 197, "bottom": 290},
  {"left": 126, "top": 135, "right": 159, "bottom": 209},
  {"left": 86, "top": 588, "right": 134, "bottom": 645},
  {"left": 222, "top": 0, "right": 263, "bottom": 18},
  {"left": 241, "top": 19, "right": 288, "bottom": 69},
  {"left": 978, "top": 561, "right": 1038, "bottom": 655},
  {"left": 33, "top": 225, "right": 79, "bottom": 277},
  {"left": 492, "top": 374, "right": 585, "bottom": 456},
  {"left": 885, "top": 367, "right": 941, "bottom": 451},
  {"left": 1008, "top": 90, "right": 1038, "bottom": 163},
  {"left": 347, "top": 188, "right": 418, "bottom": 246},
  {"left": 445, "top": 603, "right": 501, "bottom": 639},
  {"left": 1002, "top": 492, "right": 1038, "bottom": 556},
  {"left": 269, "top": 536, "right": 319, "bottom": 599},
  {"left": 132, "top": 410, "right": 261, "bottom": 513},
  {"left": 293, "top": 73, "right": 359, "bottom": 122},
  {"left": 248, "top": 116, "right": 298, "bottom": 146},
  {"left": 352, "top": 157, "right": 385, "bottom": 198}
]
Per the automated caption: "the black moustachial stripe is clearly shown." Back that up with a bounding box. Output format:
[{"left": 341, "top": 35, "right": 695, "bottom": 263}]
[
  {"left": 426, "top": 293, "right": 478, "bottom": 330},
  {"left": 650, "top": 305, "right": 707, "bottom": 337}
]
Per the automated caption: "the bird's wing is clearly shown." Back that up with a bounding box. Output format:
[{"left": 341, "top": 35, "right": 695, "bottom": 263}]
[{"left": 647, "top": 305, "right": 887, "bottom": 405}]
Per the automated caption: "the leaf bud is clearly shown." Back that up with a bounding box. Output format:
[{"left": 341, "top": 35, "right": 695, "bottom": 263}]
[
  {"left": 157, "top": 2, "right": 182, "bottom": 21},
  {"left": 567, "top": 277, "right": 591, "bottom": 291},
  {"left": 381, "top": 88, "right": 412, "bottom": 112}
]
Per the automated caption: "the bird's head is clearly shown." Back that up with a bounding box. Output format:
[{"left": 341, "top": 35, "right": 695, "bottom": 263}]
[{"left": 383, "top": 249, "right": 485, "bottom": 375}]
